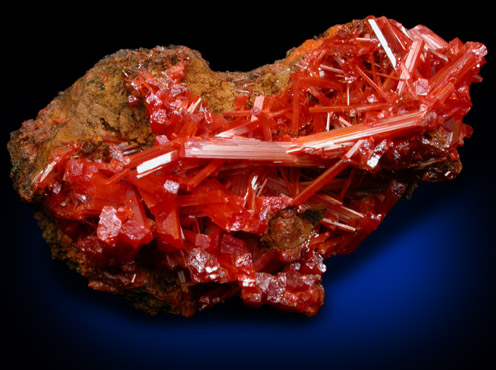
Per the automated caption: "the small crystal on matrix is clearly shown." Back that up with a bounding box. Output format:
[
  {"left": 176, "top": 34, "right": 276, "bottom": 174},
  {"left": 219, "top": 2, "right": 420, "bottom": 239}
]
[{"left": 8, "top": 16, "right": 486, "bottom": 317}]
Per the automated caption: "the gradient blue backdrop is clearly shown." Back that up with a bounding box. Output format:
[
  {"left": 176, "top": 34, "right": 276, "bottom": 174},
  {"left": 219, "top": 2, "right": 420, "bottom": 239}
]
[{"left": 2, "top": 6, "right": 494, "bottom": 370}]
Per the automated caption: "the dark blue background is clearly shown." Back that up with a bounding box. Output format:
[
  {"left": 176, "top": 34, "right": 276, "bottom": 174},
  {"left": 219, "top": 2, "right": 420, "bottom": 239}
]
[{"left": 2, "top": 5, "right": 494, "bottom": 369}]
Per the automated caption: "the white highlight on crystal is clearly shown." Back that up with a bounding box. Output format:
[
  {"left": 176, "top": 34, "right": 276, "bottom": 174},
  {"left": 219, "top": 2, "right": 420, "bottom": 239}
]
[
  {"left": 321, "top": 218, "right": 356, "bottom": 232},
  {"left": 36, "top": 160, "right": 57, "bottom": 184},
  {"left": 368, "top": 18, "right": 397, "bottom": 69},
  {"left": 136, "top": 151, "right": 176, "bottom": 174},
  {"left": 326, "top": 112, "right": 332, "bottom": 131},
  {"left": 187, "top": 97, "right": 202, "bottom": 113},
  {"left": 251, "top": 95, "right": 265, "bottom": 122}
]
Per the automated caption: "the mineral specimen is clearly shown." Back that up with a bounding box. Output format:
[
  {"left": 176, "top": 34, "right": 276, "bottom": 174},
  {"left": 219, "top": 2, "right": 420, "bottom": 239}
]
[{"left": 8, "top": 16, "right": 486, "bottom": 316}]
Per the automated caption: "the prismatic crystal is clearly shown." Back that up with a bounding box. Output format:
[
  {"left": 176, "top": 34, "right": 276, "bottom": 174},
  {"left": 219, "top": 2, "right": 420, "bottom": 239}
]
[{"left": 8, "top": 16, "right": 487, "bottom": 316}]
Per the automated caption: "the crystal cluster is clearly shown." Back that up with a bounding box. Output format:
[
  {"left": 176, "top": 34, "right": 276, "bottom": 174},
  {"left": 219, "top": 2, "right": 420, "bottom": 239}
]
[{"left": 29, "top": 16, "right": 486, "bottom": 316}]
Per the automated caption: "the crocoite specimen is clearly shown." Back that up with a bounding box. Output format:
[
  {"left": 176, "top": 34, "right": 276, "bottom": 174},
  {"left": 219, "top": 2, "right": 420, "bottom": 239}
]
[{"left": 8, "top": 16, "right": 486, "bottom": 316}]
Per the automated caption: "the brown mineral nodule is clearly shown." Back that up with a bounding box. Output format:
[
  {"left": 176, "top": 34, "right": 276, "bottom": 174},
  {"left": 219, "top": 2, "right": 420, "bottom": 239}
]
[
  {"left": 262, "top": 207, "right": 319, "bottom": 251},
  {"left": 7, "top": 16, "right": 487, "bottom": 317}
]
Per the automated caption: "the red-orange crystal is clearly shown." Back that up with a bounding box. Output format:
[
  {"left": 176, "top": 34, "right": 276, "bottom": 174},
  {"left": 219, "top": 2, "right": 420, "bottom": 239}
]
[{"left": 34, "top": 16, "right": 486, "bottom": 316}]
